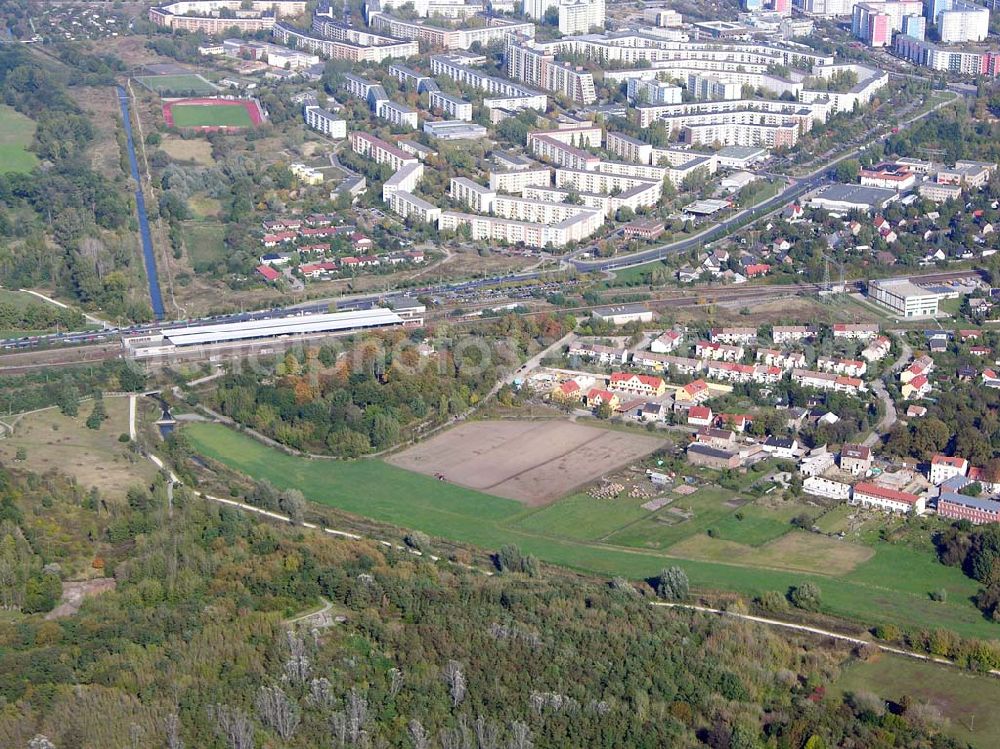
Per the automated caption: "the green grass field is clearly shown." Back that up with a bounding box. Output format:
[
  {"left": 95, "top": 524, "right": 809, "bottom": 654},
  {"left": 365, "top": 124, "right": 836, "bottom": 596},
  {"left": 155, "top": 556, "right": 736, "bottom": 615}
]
[
  {"left": 0, "top": 105, "right": 38, "bottom": 174},
  {"left": 137, "top": 74, "right": 217, "bottom": 96},
  {"left": 184, "top": 422, "right": 1000, "bottom": 638},
  {"left": 833, "top": 655, "right": 1000, "bottom": 747},
  {"left": 169, "top": 103, "right": 253, "bottom": 129},
  {"left": 182, "top": 222, "right": 227, "bottom": 272}
]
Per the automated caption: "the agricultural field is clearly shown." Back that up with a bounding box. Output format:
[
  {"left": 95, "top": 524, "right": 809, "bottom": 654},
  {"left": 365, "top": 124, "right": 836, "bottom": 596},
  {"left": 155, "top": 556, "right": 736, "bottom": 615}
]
[
  {"left": 0, "top": 397, "right": 156, "bottom": 497},
  {"left": 387, "top": 420, "right": 662, "bottom": 505},
  {"left": 184, "top": 421, "right": 1000, "bottom": 638},
  {"left": 832, "top": 655, "right": 1000, "bottom": 747},
  {"left": 0, "top": 105, "right": 38, "bottom": 174},
  {"left": 135, "top": 73, "right": 217, "bottom": 96}
]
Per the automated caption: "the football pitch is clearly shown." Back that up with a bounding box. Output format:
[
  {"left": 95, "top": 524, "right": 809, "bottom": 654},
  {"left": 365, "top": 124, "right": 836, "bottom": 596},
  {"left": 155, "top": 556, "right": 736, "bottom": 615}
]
[
  {"left": 167, "top": 103, "right": 255, "bottom": 129},
  {"left": 135, "top": 74, "right": 217, "bottom": 96}
]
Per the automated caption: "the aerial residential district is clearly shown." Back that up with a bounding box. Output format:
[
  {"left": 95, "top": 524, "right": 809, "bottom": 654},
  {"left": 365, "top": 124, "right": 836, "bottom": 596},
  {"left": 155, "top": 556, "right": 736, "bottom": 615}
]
[{"left": 10, "top": 0, "right": 1000, "bottom": 745}]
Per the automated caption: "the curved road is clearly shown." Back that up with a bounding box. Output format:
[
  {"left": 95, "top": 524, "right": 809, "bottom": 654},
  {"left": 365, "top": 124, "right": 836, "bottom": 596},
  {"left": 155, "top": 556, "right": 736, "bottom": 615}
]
[{"left": 570, "top": 89, "right": 961, "bottom": 274}]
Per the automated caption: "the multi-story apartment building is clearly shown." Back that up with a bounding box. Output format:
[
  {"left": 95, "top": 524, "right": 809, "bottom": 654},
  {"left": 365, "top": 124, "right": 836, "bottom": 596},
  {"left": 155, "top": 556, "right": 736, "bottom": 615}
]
[
  {"left": 438, "top": 209, "right": 603, "bottom": 248},
  {"left": 450, "top": 177, "right": 496, "bottom": 212},
  {"left": 937, "top": 0, "right": 989, "bottom": 43},
  {"left": 507, "top": 40, "right": 597, "bottom": 105},
  {"left": 382, "top": 162, "right": 424, "bottom": 201},
  {"left": 489, "top": 167, "right": 552, "bottom": 193},
  {"left": 894, "top": 35, "right": 1000, "bottom": 77},
  {"left": 429, "top": 91, "right": 473, "bottom": 121},
  {"left": 938, "top": 494, "right": 1000, "bottom": 525},
  {"left": 377, "top": 100, "right": 419, "bottom": 129},
  {"left": 431, "top": 55, "right": 549, "bottom": 110},
  {"left": 369, "top": 13, "right": 536, "bottom": 50},
  {"left": 304, "top": 105, "right": 347, "bottom": 139},
  {"left": 387, "top": 191, "right": 442, "bottom": 223},
  {"left": 930, "top": 454, "right": 969, "bottom": 485},
  {"left": 851, "top": 483, "right": 925, "bottom": 514},
  {"left": 274, "top": 23, "right": 418, "bottom": 62},
  {"left": 528, "top": 134, "right": 601, "bottom": 170},
  {"left": 149, "top": 0, "right": 307, "bottom": 32},
  {"left": 349, "top": 132, "right": 418, "bottom": 171},
  {"left": 626, "top": 77, "right": 683, "bottom": 105}
]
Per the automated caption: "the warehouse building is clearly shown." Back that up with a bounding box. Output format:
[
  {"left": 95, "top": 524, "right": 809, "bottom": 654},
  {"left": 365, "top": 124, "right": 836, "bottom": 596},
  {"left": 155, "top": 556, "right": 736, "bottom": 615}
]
[
  {"left": 122, "top": 308, "right": 419, "bottom": 358},
  {"left": 867, "top": 278, "right": 940, "bottom": 318}
]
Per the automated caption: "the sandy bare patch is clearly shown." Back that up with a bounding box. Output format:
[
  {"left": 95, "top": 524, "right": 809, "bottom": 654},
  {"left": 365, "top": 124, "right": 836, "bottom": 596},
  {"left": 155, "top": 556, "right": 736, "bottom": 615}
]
[{"left": 388, "top": 420, "right": 663, "bottom": 505}]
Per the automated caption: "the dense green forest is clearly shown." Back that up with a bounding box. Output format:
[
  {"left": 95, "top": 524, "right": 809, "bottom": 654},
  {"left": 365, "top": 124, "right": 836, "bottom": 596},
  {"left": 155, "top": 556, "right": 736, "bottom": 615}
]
[
  {"left": 0, "top": 461, "right": 968, "bottom": 748},
  {"left": 206, "top": 315, "right": 574, "bottom": 455},
  {"left": 0, "top": 45, "right": 149, "bottom": 322}
]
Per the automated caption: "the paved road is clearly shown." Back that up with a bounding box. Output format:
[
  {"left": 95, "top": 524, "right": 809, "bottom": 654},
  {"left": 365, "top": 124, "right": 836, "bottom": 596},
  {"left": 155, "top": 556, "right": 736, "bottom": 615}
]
[
  {"left": 570, "top": 89, "right": 961, "bottom": 274},
  {"left": 863, "top": 339, "right": 912, "bottom": 447}
]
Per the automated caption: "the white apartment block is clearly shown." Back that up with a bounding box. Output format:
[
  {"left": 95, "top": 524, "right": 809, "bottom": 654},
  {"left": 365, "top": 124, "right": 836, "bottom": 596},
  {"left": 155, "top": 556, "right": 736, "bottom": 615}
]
[
  {"left": 772, "top": 325, "right": 814, "bottom": 343},
  {"left": 450, "top": 177, "right": 496, "bottom": 213},
  {"left": 349, "top": 132, "right": 418, "bottom": 172},
  {"left": 687, "top": 73, "right": 743, "bottom": 101},
  {"left": 528, "top": 134, "right": 601, "bottom": 170},
  {"left": 558, "top": 0, "right": 605, "bottom": 34},
  {"left": 791, "top": 369, "right": 866, "bottom": 394},
  {"left": 304, "top": 105, "right": 346, "bottom": 139},
  {"left": 507, "top": 40, "right": 598, "bottom": 104},
  {"left": 540, "top": 34, "right": 833, "bottom": 70},
  {"left": 605, "top": 132, "right": 652, "bottom": 165},
  {"left": 804, "top": 475, "right": 852, "bottom": 500},
  {"left": 489, "top": 167, "right": 552, "bottom": 193},
  {"left": 438, "top": 209, "right": 603, "bottom": 248},
  {"left": 383, "top": 162, "right": 424, "bottom": 202},
  {"left": 429, "top": 91, "right": 473, "bottom": 121},
  {"left": 492, "top": 195, "right": 603, "bottom": 225},
  {"left": 368, "top": 13, "right": 536, "bottom": 50},
  {"left": 930, "top": 455, "right": 969, "bottom": 485},
  {"left": 626, "top": 77, "right": 683, "bottom": 105},
  {"left": 523, "top": 182, "right": 659, "bottom": 218},
  {"left": 387, "top": 191, "right": 441, "bottom": 224},
  {"left": 377, "top": 100, "right": 419, "bottom": 130},
  {"left": 554, "top": 167, "right": 661, "bottom": 198},
  {"left": 276, "top": 23, "right": 418, "bottom": 62},
  {"left": 938, "top": 2, "right": 989, "bottom": 43},
  {"left": 431, "top": 55, "right": 548, "bottom": 110}
]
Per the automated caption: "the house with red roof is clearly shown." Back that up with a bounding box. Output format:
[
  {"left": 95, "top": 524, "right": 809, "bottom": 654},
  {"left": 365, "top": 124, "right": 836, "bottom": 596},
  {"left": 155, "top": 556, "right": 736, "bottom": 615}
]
[
  {"left": 676, "top": 379, "right": 711, "bottom": 404},
  {"left": 901, "top": 374, "right": 930, "bottom": 400},
  {"left": 256, "top": 265, "right": 281, "bottom": 283},
  {"left": 300, "top": 262, "right": 338, "bottom": 278},
  {"left": 744, "top": 264, "right": 770, "bottom": 278},
  {"left": 687, "top": 405, "right": 713, "bottom": 427},
  {"left": 608, "top": 372, "right": 666, "bottom": 397},
  {"left": 930, "top": 455, "right": 969, "bottom": 485},
  {"left": 262, "top": 231, "right": 297, "bottom": 247},
  {"left": 586, "top": 388, "right": 619, "bottom": 410},
  {"left": 851, "top": 482, "right": 926, "bottom": 514}
]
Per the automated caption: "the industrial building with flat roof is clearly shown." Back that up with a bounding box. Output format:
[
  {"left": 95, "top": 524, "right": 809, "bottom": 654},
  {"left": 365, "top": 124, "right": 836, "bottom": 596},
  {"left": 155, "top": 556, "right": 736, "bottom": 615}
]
[
  {"left": 806, "top": 184, "right": 898, "bottom": 213},
  {"left": 122, "top": 307, "right": 421, "bottom": 358},
  {"left": 867, "top": 278, "right": 940, "bottom": 318}
]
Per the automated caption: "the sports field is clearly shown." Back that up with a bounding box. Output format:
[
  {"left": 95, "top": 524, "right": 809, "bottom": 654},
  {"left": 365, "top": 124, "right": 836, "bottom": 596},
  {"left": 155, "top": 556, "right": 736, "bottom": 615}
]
[
  {"left": 184, "top": 421, "right": 999, "bottom": 638},
  {"left": 135, "top": 73, "right": 217, "bottom": 96},
  {"left": 387, "top": 420, "right": 661, "bottom": 505},
  {"left": 163, "top": 98, "right": 262, "bottom": 130},
  {"left": 0, "top": 105, "right": 38, "bottom": 174}
]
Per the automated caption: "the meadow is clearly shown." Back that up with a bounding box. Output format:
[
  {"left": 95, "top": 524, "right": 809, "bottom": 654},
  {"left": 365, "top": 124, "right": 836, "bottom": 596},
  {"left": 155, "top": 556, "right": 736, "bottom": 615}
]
[
  {"left": 833, "top": 654, "right": 1000, "bottom": 747},
  {"left": 0, "top": 105, "right": 38, "bottom": 174},
  {"left": 182, "top": 222, "right": 227, "bottom": 272},
  {"left": 184, "top": 422, "right": 1000, "bottom": 638}
]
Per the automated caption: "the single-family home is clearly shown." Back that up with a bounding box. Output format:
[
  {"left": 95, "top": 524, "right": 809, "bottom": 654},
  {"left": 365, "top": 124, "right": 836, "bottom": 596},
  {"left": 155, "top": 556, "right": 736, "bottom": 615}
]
[
  {"left": 930, "top": 454, "right": 969, "bottom": 485},
  {"left": 650, "top": 330, "right": 684, "bottom": 353},
  {"left": 687, "top": 405, "right": 714, "bottom": 427},
  {"left": 839, "top": 443, "right": 872, "bottom": 476}
]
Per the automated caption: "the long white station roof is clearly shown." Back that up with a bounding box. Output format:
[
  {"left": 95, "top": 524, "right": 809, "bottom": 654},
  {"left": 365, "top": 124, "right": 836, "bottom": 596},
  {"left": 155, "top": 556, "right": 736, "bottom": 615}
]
[{"left": 163, "top": 308, "right": 404, "bottom": 347}]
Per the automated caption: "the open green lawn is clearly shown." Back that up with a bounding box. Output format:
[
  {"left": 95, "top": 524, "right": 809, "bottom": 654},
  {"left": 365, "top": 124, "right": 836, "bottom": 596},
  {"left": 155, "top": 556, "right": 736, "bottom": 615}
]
[
  {"left": 136, "top": 74, "right": 217, "bottom": 96},
  {"left": 169, "top": 103, "right": 253, "bottom": 128},
  {"left": 833, "top": 655, "right": 1000, "bottom": 748},
  {"left": 184, "top": 422, "right": 1000, "bottom": 638},
  {"left": 0, "top": 105, "right": 38, "bottom": 174},
  {"left": 603, "top": 487, "right": 745, "bottom": 550},
  {"left": 182, "top": 222, "right": 227, "bottom": 272}
]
